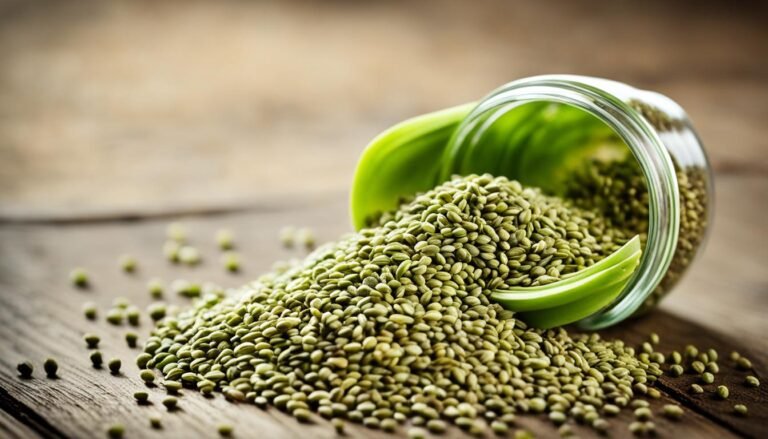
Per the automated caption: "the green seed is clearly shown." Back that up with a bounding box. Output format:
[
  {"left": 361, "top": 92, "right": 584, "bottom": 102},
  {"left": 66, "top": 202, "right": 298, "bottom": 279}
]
[
  {"left": 733, "top": 404, "right": 748, "bottom": 416},
  {"left": 70, "top": 268, "right": 89, "bottom": 288},
  {"left": 216, "top": 229, "right": 235, "bottom": 250},
  {"left": 222, "top": 252, "right": 240, "bottom": 273},
  {"left": 162, "top": 396, "right": 178, "bottom": 411},
  {"left": 647, "top": 388, "right": 661, "bottom": 399},
  {"left": 716, "top": 385, "right": 729, "bottom": 399},
  {"left": 332, "top": 418, "right": 345, "bottom": 434},
  {"left": 593, "top": 418, "right": 610, "bottom": 433},
  {"left": 149, "top": 415, "right": 162, "bottom": 429},
  {"left": 662, "top": 404, "right": 684, "bottom": 419},
  {"left": 148, "top": 303, "right": 167, "bottom": 321},
  {"left": 108, "top": 358, "right": 121, "bottom": 375},
  {"left": 136, "top": 353, "right": 152, "bottom": 369},
  {"left": 83, "top": 302, "right": 98, "bottom": 320},
  {"left": 90, "top": 351, "right": 103, "bottom": 368},
  {"left": 279, "top": 226, "right": 295, "bottom": 247},
  {"left": 628, "top": 421, "right": 645, "bottom": 435},
  {"left": 107, "top": 423, "right": 124, "bottom": 438},
  {"left": 125, "top": 332, "right": 138, "bottom": 348},
  {"left": 134, "top": 391, "right": 149, "bottom": 404},
  {"left": 164, "top": 381, "right": 182, "bottom": 394},
  {"left": 690, "top": 384, "right": 704, "bottom": 394},
  {"left": 167, "top": 222, "right": 187, "bottom": 242},
  {"left": 217, "top": 424, "right": 233, "bottom": 437},
  {"left": 700, "top": 372, "right": 714, "bottom": 384},
  {"left": 491, "top": 420, "right": 508, "bottom": 434},
  {"left": 745, "top": 375, "right": 760, "bottom": 387},
  {"left": 120, "top": 255, "right": 137, "bottom": 273},
  {"left": 426, "top": 419, "right": 447, "bottom": 433},
  {"left": 634, "top": 407, "right": 652, "bottom": 420},
  {"left": 164, "top": 241, "right": 181, "bottom": 262},
  {"left": 84, "top": 334, "right": 100, "bottom": 349},
  {"left": 669, "top": 364, "right": 684, "bottom": 377},
  {"left": 140, "top": 369, "right": 156, "bottom": 383},
  {"left": 147, "top": 278, "right": 164, "bottom": 298},
  {"left": 179, "top": 246, "right": 202, "bottom": 266},
  {"left": 408, "top": 427, "right": 427, "bottom": 439},
  {"left": 106, "top": 309, "right": 124, "bottom": 325},
  {"left": 736, "top": 357, "right": 752, "bottom": 370},
  {"left": 297, "top": 228, "right": 316, "bottom": 249},
  {"left": 691, "top": 360, "right": 705, "bottom": 374},
  {"left": 126, "top": 307, "right": 140, "bottom": 326},
  {"left": 17, "top": 361, "right": 33, "bottom": 378},
  {"left": 293, "top": 408, "right": 311, "bottom": 423},
  {"left": 43, "top": 358, "right": 58, "bottom": 378}
]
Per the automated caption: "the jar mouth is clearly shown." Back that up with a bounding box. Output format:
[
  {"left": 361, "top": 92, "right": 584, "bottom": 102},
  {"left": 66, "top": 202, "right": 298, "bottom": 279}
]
[{"left": 444, "top": 75, "right": 680, "bottom": 329}]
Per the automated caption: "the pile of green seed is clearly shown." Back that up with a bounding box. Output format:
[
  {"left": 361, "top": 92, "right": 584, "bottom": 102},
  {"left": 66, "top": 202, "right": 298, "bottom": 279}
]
[
  {"left": 565, "top": 154, "right": 708, "bottom": 311},
  {"left": 141, "top": 174, "right": 666, "bottom": 435}
]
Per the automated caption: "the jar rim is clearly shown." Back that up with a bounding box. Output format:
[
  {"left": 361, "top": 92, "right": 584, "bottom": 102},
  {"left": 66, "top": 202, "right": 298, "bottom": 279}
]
[{"left": 445, "top": 75, "right": 681, "bottom": 329}]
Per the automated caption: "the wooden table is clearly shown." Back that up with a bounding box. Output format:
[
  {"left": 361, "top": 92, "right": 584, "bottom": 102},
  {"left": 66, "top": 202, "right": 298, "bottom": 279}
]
[{"left": 1, "top": 1, "right": 766, "bottom": 437}]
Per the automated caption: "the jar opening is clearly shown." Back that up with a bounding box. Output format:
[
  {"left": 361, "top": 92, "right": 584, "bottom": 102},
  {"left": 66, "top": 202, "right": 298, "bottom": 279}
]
[{"left": 443, "top": 76, "right": 682, "bottom": 329}]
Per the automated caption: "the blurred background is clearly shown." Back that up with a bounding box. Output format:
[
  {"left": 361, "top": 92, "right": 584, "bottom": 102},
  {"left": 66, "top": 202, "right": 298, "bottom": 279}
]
[{"left": 0, "top": 0, "right": 766, "bottom": 341}]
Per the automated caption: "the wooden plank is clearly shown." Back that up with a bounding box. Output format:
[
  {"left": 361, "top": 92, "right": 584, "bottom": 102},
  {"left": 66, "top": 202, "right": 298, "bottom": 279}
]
[{"left": 0, "top": 193, "right": 764, "bottom": 438}]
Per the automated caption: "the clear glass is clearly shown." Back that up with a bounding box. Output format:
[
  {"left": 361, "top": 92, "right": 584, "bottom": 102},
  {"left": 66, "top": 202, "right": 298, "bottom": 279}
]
[{"left": 444, "top": 75, "right": 713, "bottom": 329}]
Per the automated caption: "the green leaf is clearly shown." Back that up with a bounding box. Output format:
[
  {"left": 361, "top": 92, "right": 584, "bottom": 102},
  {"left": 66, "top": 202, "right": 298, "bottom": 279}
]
[
  {"left": 350, "top": 103, "right": 474, "bottom": 230},
  {"left": 491, "top": 235, "right": 642, "bottom": 329}
]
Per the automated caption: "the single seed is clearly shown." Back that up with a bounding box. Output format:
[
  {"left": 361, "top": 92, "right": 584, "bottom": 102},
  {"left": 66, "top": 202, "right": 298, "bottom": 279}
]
[
  {"left": 491, "top": 420, "right": 509, "bottom": 434},
  {"left": 108, "top": 358, "right": 122, "bottom": 375},
  {"left": 745, "top": 375, "right": 760, "bottom": 387},
  {"left": 90, "top": 351, "right": 103, "bottom": 368},
  {"left": 217, "top": 424, "right": 233, "bottom": 437},
  {"left": 216, "top": 229, "right": 235, "bottom": 250},
  {"left": 83, "top": 303, "right": 98, "bottom": 320},
  {"left": 106, "top": 309, "right": 124, "bottom": 325},
  {"left": 164, "top": 381, "right": 182, "bottom": 394},
  {"left": 125, "top": 332, "right": 138, "bottom": 348},
  {"left": 279, "top": 226, "right": 295, "bottom": 247},
  {"left": 17, "top": 361, "right": 33, "bottom": 378},
  {"left": 297, "top": 228, "right": 316, "bottom": 249},
  {"left": 736, "top": 357, "right": 752, "bottom": 370},
  {"left": 179, "top": 246, "right": 202, "bottom": 265},
  {"left": 43, "top": 358, "right": 58, "bottom": 378},
  {"left": 716, "top": 385, "right": 729, "bottom": 399},
  {"left": 332, "top": 418, "right": 345, "bottom": 434},
  {"left": 147, "top": 278, "right": 164, "bottom": 298},
  {"left": 222, "top": 253, "right": 240, "bottom": 273},
  {"left": 140, "top": 369, "right": 156, "bottom": 384},
  {"left": 134, "top": 391, "right": 149, "bottom": 403},
  {"left": 120, "top": 255, "right": 137, "bottom": 273},
  {"left": 700, "top": 372, "right": 714, "bottom": 384},
  {"left": 634, "top": 407, "right": 652, "bottom": 420},
  {"left": 426, "top": 419, "right": 447, "bottom": 434},
  {"left": 149, "top": 415, "right": 162, "bottom": 429},
  {"left": 107, "top": 423, "right": 124, "bottom": 438},
  {"left": 733, "top": 404, "right": 748, "bottom": 416},
  {"left": 690, "top": 384, "right": 704, "bottom": 394},
  {"left": 70, "top": 268, "right": 89, "bottom": 288},
  {"left": 662, "top": 404, "right": 684, "bottom": 420},
  {"left": 408, "top": 427, "right": 426, "bottom": 439},
  {"left": 293, "top": 408, "right": 311, "bottom": 423},
  {"left": 167, "top": 222, "right": 187, "bottom": 242},
  {"left": 84, "top": 334, "right": 100, "bottom": 349},
  {"left": 148, "top": 303, "right": 167, "bottom": 321},
  {"left": 669, "top": 364, "right": 684, "bottom": 377},
  {"left": 162, "top": 397, "right": 178, "bottom": 411}
]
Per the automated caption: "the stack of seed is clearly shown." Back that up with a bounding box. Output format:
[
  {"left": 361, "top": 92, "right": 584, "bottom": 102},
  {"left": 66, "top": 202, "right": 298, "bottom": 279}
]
[{"left": 141, "top": 174, "right": 663, "bottom": 434}]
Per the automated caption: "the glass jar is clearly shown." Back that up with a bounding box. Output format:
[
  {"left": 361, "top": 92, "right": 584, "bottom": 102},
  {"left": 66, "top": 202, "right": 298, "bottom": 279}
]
[{"left": 441, "top": 75, "right": 713, "bottom": 329}]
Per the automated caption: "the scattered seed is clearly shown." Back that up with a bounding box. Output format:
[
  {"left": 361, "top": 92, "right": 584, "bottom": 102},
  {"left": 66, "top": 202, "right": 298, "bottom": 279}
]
[
  {"left": 700, "top": 372, "right": 714, "bottom": 384},
  {"left": 90, "top": 351, "right": 103, "bottom": 368},
  {"left": 140, "top": 369, "right": 156, "bottom": 384},
  {"left": 147, "top": 278, "right": 164, "bottom": 299},
  {"left": 83, "top": 302, "right": 98, "bottom": 320},
  {"left": 162, "top": 397, "right": 178, "bottom": 411},
  {"left": 43, "top": 358, "right": 58, "bottom": 378},
  {"left": 217, "top": 424, "right": 233, "bottom": 437},
  {"left": 745, "top": 375, "right": 760, "bottom": 388},
  {"left": 149, "top": 415, "right": 162, "bottom": 429},
  {"left": 106, "top": 309, "right": 124, "bottom": 325},
  {"left": 733, "top": 404, "right": 748, "bottom": 417},
  {"left": 84, "top": 334, "right": 100, "bottom": 349},
  {"left": 107, "top": 423, "right": 124, "bottom": 438},
  {"left": 125, "top": 332, "right": 139, "bottom": 348},
  {"left": 17, "top": 361, "right": 33, "bottom": 378},
  {"left": 70, "top": 268, "right": 89, "bottom": 288},
  {"left": 736, "top": 357, "right": 752, "bottom": 370},
  {"left": 216, "top": 229, "right": 235, "bottom": 250},
  {"left": 134, "top": 391, "right": 149, "bottom": 404},
  {"left": 662, "top": 404, "right": 684, "bottom": 420},
  {"left": 690, "top": 384, "right": 704, "bottom": 394},
  {"left": 120, "top": 255, "right": 137, "bottom": 273},
  {"left": 222, "top": 252, "right": 240, "bottom": 273},
  {"left": 716, "top": 385, "right": 729, "bottom": 399},
  {"left": 179, "top": 246, "right": 202, "bottom": 266},
  {"left": 108, "top": 358, "right": 121, "bottom": 375}
]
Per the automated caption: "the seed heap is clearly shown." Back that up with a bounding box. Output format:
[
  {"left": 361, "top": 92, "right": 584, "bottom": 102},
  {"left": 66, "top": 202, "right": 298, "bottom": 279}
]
[
  {"left": 142, "top": 174, "right": 664, "bottom": 434},
  {"left": 565, "top": 154, "right": 708, "bottom": 311}
]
